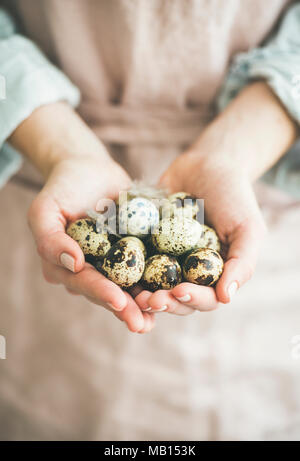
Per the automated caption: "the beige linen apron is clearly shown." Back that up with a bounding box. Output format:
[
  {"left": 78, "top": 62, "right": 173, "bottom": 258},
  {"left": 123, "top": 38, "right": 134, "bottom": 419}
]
[{"left": 1, "top": 0, "right": 300, "bottom": 441}]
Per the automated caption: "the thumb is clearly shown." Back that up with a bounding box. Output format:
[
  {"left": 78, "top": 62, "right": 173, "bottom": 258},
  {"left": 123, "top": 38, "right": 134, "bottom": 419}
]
[
  {"left": 216, "top": 216, "right": 267, "bottom": 303},
  {"left": 28, "top": 193, "right": 85, "bottom": 273}
]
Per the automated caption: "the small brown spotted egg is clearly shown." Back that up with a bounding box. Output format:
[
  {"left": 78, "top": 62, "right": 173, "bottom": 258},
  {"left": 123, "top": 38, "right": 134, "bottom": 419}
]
[
  {"left": 141, "top": 254, "right": 182, "bottom": 291},
  {"left": 101, "top": 237, "right": 145, "bottom": 288},
  {"left": 152, "top": 217, "right": 202, "bottom": 256},
  {"left": 198, "top": 225, "right": 221, "bottom": 252},
  {"left": 66, "top": 218, "right": 113, "bottom": 260},
  {"left": 120, "top": 236, "right": 147, "bottom": 259},
  {"left": 183, "top": 248, "right": 224, "bottom": 286},
  {"left": 161, "top": 192, "right": 201, "bottom": 220}
]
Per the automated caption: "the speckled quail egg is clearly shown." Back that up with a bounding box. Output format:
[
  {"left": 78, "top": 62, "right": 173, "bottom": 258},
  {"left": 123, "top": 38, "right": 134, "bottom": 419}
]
[
  {"left": 119, "top": 236, "right": 147, "bottom": 259},
  {"left": 141, "top": 254, "right": 182, "bottom": 291},
  {"left": 152, "top": 217, "right": 202, "bottom": 256},
  {"left": 183, "top": 248, "right": 224, "bottom": 286},
  {"left": 197, "top": 224, "right": 221, "bottom": 252},
  {"left": 101, "top": 236, "right": 145, "bottom": 288},
  {"left": 161, "top": 192, "right": 202, "bottom": 220},
  {"left": 66, "top": 218, "right": 114, "bottom": 260},
  {"left": 118, "top": 197, "right": 159, "bottom": 237}
]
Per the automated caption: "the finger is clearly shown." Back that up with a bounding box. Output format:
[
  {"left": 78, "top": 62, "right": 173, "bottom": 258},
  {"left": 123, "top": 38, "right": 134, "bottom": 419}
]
[
  {"left": 42, "top": 260, "right": 127, "bottom": 311},
  {"left": 171, "top": 283, "right": 219, "bottom": 311},
  {"left": 69, "top": 288, "right": 152, "bottom": 334},
  {"left": 86, "top": 294, "right": 154, "bottom": 333},
  {"left": 66, "top": 288, "right": 81, "bottom": 296},
  {"left": 134, "top": 290, "right": 153, "bottom": 311},
  {"left": 135, "top": 290, "right": 193, "bottom": 316},
  {"left": 137, "top": 313, "right": 156, "bottom": 334},
  {"left": 87, "top": 291, "right": 147, "bottom": 333},
  {"left": 42, "top": 261, "right": 60, "bottom": 285},
  {"left": 113, "top": 292, "right": 146, "bottom": 332},
  {"left": 113, "top": 309, "right": 155, "bottom": 334},
  {"left": 147, "top": 290, "right": 195, "bottom": 316},
  {"left": 216, "top": 217, "right": 267, "bottom": 303},
  {"left": 28, "top": 194, "right": 85, "bottom": 273}
]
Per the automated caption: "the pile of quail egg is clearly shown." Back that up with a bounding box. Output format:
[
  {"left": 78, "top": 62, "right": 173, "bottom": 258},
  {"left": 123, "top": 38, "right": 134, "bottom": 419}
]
[{"left": 66, "top": 192, "right": 224, "bottom": 291}]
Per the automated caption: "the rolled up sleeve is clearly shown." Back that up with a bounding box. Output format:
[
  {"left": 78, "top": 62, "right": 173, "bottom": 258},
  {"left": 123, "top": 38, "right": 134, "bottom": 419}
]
[
  {"left": 0, "top": 8, "right": 80, "bottom": 188},
  {"left": 218, "top": 4, "right": 300, "bottom": 198}
]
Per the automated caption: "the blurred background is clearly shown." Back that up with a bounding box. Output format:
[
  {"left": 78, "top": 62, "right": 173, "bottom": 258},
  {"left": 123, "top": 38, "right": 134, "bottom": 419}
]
[
  {"left": 0, "top": 0, "right": 300, "bottom": 441},
  {"left": 0, "top": 153, "right": 300, "bottom": 441}
]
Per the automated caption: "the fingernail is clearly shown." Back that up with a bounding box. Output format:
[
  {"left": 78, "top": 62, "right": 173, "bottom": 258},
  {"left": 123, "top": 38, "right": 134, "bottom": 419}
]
[
  {"left": 228, "top": 281, "right": 238, "bottom": 301},
  {"left": 143, "top": 307, "right": 152, "bottom": 311},
  {"left": 60, "top": 253, "right": 75, "bottom": 272},
  {"left": 107, "top": 302, "right": 121, "bottom": 312},
  {"left": 158, "top": 305, "right": 168, "bottom": 312},
  {"left": 176, "top": 294, "right": 191, "bottom": 303}
]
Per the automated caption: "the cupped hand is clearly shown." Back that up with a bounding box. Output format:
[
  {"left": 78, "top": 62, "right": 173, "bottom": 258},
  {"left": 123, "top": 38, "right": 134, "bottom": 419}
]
[
  {"left": 135, "top": 81, "right": 299, "bottom": 316},
  {"left": 135, "top": 149, "right": 267, "bottom": 315},
  {"left": 28, "top": 155, "right": 155, "bottom": 333}
]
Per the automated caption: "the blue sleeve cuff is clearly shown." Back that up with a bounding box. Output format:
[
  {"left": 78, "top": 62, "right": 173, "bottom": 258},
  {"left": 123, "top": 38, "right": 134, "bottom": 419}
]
[
  {"left": 0, "top": 35, "right": 80, "bottom": 146},
  {"left": 0, "top": 8, "right": 80, "bottom": 188},
  {"left": 217, "top": 4, "right": 300, "bottom": 198},
  {"left": 218, "top": 4, "right": 300, "bottom": 120}
]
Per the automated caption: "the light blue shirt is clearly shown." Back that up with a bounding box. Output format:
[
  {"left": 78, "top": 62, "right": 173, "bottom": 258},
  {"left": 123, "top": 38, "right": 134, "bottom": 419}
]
[
  {"left": 0, "top": 5, "right": 300, "bottom": 196},
  {"left": 218, "top": 4, "right": 300, "bottom": 198},
  {"left": 0, "top": 9, "right": 80, "bottom": 188}
]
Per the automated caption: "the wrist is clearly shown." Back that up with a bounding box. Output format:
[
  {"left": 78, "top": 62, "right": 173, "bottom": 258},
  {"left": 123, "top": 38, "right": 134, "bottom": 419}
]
[
  {"left": 9, "top": 102, "right": 111, "bottom": 179},
  {"left": 43, "top": 140, "right": 110, "bottom": 179},
  {"left": 189, "top": 82, "right": 298, "bottom": 181},
  {"left": 184, "top": 125, "right": 246, "bottom": 181}
]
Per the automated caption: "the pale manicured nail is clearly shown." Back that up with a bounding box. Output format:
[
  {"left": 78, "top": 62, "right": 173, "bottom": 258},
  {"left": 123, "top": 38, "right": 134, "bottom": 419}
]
[
  {"left": 107, "top": 302, "right": 120, "bottom": 312},
  {"left": 60, "top": 252, "right": 75, "bottom": 272},
  {"left": 228, "top": 281, "right": 238, "bottom": 301},
  {"left": 158, "top": 305, "right": 168, "bottom": 312},
  {"left": 143, "top": 307, "right": 152, "bottom": 311},
  {"left": 176, "top": 294, "right": 191, "bottom": 303}
]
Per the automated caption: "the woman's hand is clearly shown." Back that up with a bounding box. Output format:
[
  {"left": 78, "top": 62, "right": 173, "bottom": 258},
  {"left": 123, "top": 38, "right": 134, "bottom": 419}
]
[
  {"left": 155, "top": 151, "right": 267, "bottom": 312},
  {"left": 29, "top": 157, "right": 157, "bottom": 333},
  {"left": 9, "top": 103, "right": 156, "bottom": 333},
  {"left": 135, "top": 82, "right": 297, "bottom": 315},
  {"left": 136, "top": 152, "right": 267, "bottom": 315}
]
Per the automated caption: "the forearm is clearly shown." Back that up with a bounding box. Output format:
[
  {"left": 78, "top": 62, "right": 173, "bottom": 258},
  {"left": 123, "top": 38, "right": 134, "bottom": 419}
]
[
  {"left": 191, "top": 82, "right": 298, "bottom": 180},
  {"left": 8, "top": 102, "right": 111, "bottom": 178}
]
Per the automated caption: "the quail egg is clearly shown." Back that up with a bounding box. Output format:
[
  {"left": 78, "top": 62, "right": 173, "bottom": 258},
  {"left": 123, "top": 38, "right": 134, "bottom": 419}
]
[
  {"left": 118, "top": 197, "right": 159, "bottom": 237},
  {"left": 120, "top": 236, "right": 147, "bottom": 259},
  {"left": 67, "top": 218, "right": 113, "bottom": 260},
  {"left": 141, "top": 254, "right": 182, "bottom": 291},
  {"left": 152, "top": 217, "right": 202, "bottom": 256},
  {"left": 101, "top": 236, "right": 145, "bottom": 288},
  {"left": 183, "top": 248, "right": 224, "bottom": 286},
  {"left": 198, "top": 224, "right": 221, "bottom": 252},
  {"left": 161, "top": 192, "right": 202, "bottom": 220}
]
